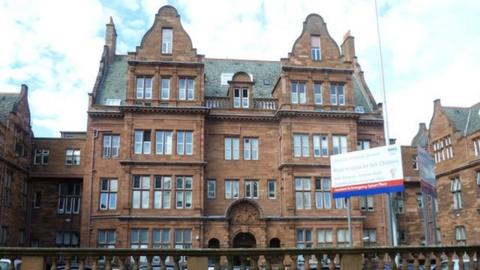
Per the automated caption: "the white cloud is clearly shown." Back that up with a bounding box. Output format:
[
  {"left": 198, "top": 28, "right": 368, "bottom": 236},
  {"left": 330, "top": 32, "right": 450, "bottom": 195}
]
[{"left": 1, "top": 0, "right": 479, "bottom": 143}]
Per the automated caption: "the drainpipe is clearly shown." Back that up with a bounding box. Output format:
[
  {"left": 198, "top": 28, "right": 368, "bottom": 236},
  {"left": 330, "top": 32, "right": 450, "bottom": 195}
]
[{"left": 87, "top": 129, "right": 99, "bottom": 247}]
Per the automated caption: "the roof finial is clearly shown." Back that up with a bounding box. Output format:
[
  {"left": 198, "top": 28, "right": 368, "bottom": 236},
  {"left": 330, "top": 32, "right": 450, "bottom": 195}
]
[{"left": 109, "top": 16, "right": 114, "bottom": 25}]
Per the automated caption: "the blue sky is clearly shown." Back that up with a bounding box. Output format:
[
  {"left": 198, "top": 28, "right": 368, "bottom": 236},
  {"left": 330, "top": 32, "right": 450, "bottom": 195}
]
[{"left": 1, "top": 0, "right": 479, "bottom": 144}]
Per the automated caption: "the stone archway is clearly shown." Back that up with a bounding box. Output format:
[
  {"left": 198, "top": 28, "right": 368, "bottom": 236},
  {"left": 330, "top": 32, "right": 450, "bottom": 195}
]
[{"left": 232, "top": 232, "right": 256, "bottom": 248}]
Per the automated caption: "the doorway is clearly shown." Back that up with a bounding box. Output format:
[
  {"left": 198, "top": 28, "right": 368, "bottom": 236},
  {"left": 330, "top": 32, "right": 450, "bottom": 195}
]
[{"left": 232, "top": 232, "right": 256, "bottom": 248}]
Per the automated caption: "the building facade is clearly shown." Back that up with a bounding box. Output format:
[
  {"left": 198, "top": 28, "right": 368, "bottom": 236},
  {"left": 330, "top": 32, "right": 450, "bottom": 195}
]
[{"left": 428, "top": 99, "right": 480, "bottom": 245}]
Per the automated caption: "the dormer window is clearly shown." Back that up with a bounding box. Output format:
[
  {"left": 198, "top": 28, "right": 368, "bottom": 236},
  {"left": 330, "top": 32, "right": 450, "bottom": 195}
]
[
  {"left": 136, "top": 77, "right": 153, "bottom": 99},
  {"left": 162, "top": 28, "right": 173, "bottom": 54},
  {"left": 234, "top": 88, "right": 249, "bottom": 108},
  {"left": 311, "top": 35, "right": 321, "bottom": 61}
]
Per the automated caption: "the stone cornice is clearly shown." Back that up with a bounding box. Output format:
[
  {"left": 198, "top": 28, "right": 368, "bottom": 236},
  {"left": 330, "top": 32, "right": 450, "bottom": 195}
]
[
  {"left": 275, "top": 109, "right": 360, "bottom": 119},
  {"left": 128, "top": 60, "right": 204, "bottom": 68},
  {"left": 121, "top": 105, "right": 209, "bottom": 114},
  {"left": 109, "top": 215, "right": 365, "bottom": 221},
  {"left": 436, "top": 158, "right": 480, "bottom": 178},
  {"left": 118, "top": 160, "right": 207, "bottom": 166},
  {"left": 278, "top": 161, "right": 330, "bottom": 170},
  {"left": 282, "top": 65, "right": 354, "bottom": 74}
]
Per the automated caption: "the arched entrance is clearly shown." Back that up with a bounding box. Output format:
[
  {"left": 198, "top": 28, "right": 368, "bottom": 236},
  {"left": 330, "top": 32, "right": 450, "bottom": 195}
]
[
  {"left": 208, "top": 238, "right": 220, "bottom": 248},
  {"left": 232, "top": 232, "right": 256, "bottom": 248}
]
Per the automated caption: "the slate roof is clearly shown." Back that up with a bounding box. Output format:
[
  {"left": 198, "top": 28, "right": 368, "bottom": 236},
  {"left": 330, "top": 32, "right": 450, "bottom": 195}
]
[
  {"left": 443, "top": 103, "right": 480, "bottom": 136},
  {"left": 411, "top": 124, "right": 428, "bottom": 148},
  {"left": 95, "top": 55, "right": 128, "bottom": 105},
  {"left": 204, "top": 58, "right": 281, "bottom": 98},
  {"left": 94, "top": 56, "right": 378, "bottom": 112},
  {"left": 0, "top": 93, "right": 20, "bottom": 123}
]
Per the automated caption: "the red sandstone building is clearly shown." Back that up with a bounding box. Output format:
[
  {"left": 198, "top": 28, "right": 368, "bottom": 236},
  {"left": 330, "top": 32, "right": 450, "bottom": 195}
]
[{"left": 0, "top": 6, "right": 438, "bottom": 249}]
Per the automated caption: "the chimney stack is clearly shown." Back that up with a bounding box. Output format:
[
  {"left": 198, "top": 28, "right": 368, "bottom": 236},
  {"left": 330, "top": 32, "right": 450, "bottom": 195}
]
[
  {"left": 341, "top": 30, "right": 356, "bottom": 63},
  {"left": 105, "top": 17, "right": 117, "bottom": 63}
]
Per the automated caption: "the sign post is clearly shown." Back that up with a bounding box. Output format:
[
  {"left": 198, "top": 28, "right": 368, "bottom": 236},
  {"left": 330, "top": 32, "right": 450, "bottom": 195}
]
[{"left": 331, "top": 145, "right": 404, "bottom": 246}]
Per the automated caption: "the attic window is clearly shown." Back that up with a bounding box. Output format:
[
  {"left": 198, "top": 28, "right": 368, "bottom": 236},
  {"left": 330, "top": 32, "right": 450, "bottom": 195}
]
[
  {"left": 105, "top": 99, "right": 121, "bottom": 106},
  {"left": 221, "top": 73, "right": 233, "bottom": 85},
  {"left": 162, "top": 28, "right": 173, "bottom": 54},
  {"left": 263, "top": 79, "right": 272, "bottom": 86},
  {"left": 311, "top": 35, "right": 321, "bottom": 61}
]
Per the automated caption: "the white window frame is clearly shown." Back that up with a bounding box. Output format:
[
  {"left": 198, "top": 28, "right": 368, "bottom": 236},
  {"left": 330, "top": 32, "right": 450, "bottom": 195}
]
[
  {"left": 336, "top": 229, "right": 350, "bottom": 247},
  {"left": 360, "top": 196, "right": 374, "bottom": 211},
  {"left": 153, "top": 229, "right": 170, "bottom": 248},
  {"left": 34, "top": 148, "right": 49, "bottom": 165},
  {"left": 473, "top": 138, "right": 480, "bottom": 156},
  {"left": 175, "top": 176, "right": 192, "bottom": 209},
  {"left": 132, "top": 176, "right": 150, "bottom": 209},
  {"left": 311, "top": 35, "right": 321, "bottom": 61},
  {"left": 136, "top": 77, "right": 153, "bottom": 100},
  {"left": 451, "top": 177, "right": 463, "bottom": 210},
  {"left": 291, "top": 81, "right": 306, "bottom": 104},
  {"left": 245, "top": 180, "right": 259, "bottom": 199},
  {"left": 313, "top": 135, "right": 329, "bottom": 157},
  {"left": 455, "top": 226, "right": 467, "bottom": 245},
  {"left": 134, "top": 130, "right": 151, "bottom": 155},
  {"left": 154, "top": 176, "right": 172, "bottom": 209},
  {"left": 243, "top": 137, "right": 259, "bottom": 160},
  {"left": 161, "top": 28, "right": 173, "bottom": 54},
  {"left": 155, "top": 130, "right": 173, "bottom": 155},
  {"left": 174, "top": 229, "right": 192, "bottom": 249},
  {"left": 207, "top": 179, "right": 216, "bottom": 199},
  {"left": 98, "top": 230, "right": 116, "bottom": 248},
  {"left": 267, "top": 180, "right": 276, "bottom": 199},
  {"left": 179, "top": 78, "right": 195, "bottom": 101},
  {"left": 65, "top": 148, "right": 81, "bottom": 165},
  {"left": 317, "top": 229, "right": 333, "bottom": 247},
  {"left": 315, "top": 178, "right": 331, "bottom": 209},
  {"left": 100, "top": 179, "right": 117, "bottom": 210},
  {"left": 296, "top": 229, "right": 312, "bottom": 248},
  {"left": 131, "top": 229, "right": 149, "bottom": 249},
  {"left": 330, "top": 83, "right": 345, "bottom": 105},
  {"left": 57, "top": 183, "right": 81, "bottom": 214},
  {"left": 314, "top": 83, "right": 322, "bottom": 105},
  {"left": 103, "top": 134, "right": 120, "bottom": 159},
  {"left": 363, "top": 229, "right": 377, "bottom": 246},
  {"left": 161, "top": 78, "right": 170, "bottom": 100},
  {"left": 332, "top": 135, "right": 348, "bottom": 155},
  {"left": 356, "top": 139, "right": 370, "bottom": 151},
  {"left": 293, "top": 134, "right": 310, "bottom": 157},
  {"left": 177, "top": 131, "right": 193, "bottom": 155},
  {"left": 224, "top": 137, "right": 240, "bottom": 160},
  {"left": 225, "top": 180, "right": 239, "bottom": 199},
  {"left": 295, "top": 177, "right": 311, "bottom": 209},
  {"left": 221, "top": 73, "right": 233, "bottom": 86}
]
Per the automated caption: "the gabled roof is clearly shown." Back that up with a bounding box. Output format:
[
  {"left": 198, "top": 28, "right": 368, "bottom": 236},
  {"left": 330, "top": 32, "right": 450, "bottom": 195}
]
[
  {"left": 465, "top": 103, "right": 480, "bottom": 135},
  {"left": 411, "top": 123, "right": 428, "bottom": 148},
  {"left": 94, "top": 55, "right": 128, "bottom": 105},
  {"left": 0, "top": 93, "right": 21, "bottom": 124}
]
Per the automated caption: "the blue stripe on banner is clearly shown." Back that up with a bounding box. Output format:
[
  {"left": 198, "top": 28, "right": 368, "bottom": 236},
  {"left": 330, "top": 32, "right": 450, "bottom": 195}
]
[{"left": 332, "top": 185, "right": 405, "bottom": 199}]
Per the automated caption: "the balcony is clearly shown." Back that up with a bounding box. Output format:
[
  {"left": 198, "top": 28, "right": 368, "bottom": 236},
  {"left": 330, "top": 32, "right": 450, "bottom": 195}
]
[
  {"left": 0, "top": 245, "right": 479, "bottom": 270},
  {"left": 205, "top": 97, "right": 278, "bottom": 110}
]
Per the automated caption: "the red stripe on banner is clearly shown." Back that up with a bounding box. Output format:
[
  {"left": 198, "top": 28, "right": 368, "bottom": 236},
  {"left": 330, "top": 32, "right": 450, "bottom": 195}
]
[{"left": 332, "top": 179, "right": 404, "bottom": 193}]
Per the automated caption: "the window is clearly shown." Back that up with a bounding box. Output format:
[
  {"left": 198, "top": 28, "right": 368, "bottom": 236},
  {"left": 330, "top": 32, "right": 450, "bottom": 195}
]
[
  {"left": 56, "top": 231, "right": 79, "bottom": 247},
  {"left": 360, "top": 196, "right": 374, "bottom": 211},
  {"left": 33, "top": 191, "right": 41, "bottom": 208},
  {"left": 207, "top": 179, "right": 216, "bottom": 199},
  {"left": 105, "top": 98, "right": 121, "bottom": 106},
  {"left": 398, "top": 230, "right": 407, "bottom": 244},
  {"left": 175, "top": 229, "right": 192, "bottom": 249},
  {"left": 153, "top": 229, "right": 170, "bottom": 248},
  {"left": 293, "top": 134, "right": 310, "bottom": 157},
  {"left": 131, "top": 229, "right": 149, "bottom": 248},
  {"left": 335, "top": 197, "right": 346, "bottom": 209},
  {"left": 161, "top": 78, "right": 170, "bottom": 100},
  {"left": 363, "top": 229, "right": 376, "bottom": 246},
  {"left": 102, "top": 135, "right": 120, "bottom": 158},
  {"left": 133, "top": 176, "right": 150, "bottom": 209},
  {"left": 178, "top": 78, "right": 195, "bottom": 100},
  {"left": 315, "top": 178, "right": 331, "bottom": 209},
  {"left": 34, "top": 149, "right": 49, "bottom": 165},
  {"left": 332, "top": 135, "right": 348, "bottom": 155},
  {"left": 14, "top": 125, "right": 27, "bottom": 157},
  {"left": 57, "top": 183, "right": 81, "bottom": 214},
  {"left": 243, "top": 138, "right": 259, "bottom": 160},
  {"left": 317, "top": 229, "right": 333, "bottom": 247},
  {"left": 221, "top": 73, "right": 233, "bottom": 86},
  {"left": 245, "top": 180, "right": 259, "bottom": 199},
  {"left": 224, "top": 138, "right": 240, "bottom": 160},
  {"left": 155, "top": 130, "right": 173, "bottom": 155},
  {"left": 225, "top": 179, "right": 239, "bottom": 199},
  {"left": 134, "top": 130, "right": 151, "bottom": 155},
  {"left": 234, "top": 88, "right": 249, "bottom": 108},
  {"left": 154, "top": 176, "right": 171, "bottom": 209},
  {"left": 416, "top": 193, "right": 423, "bottom": 208},
  {"left": 295, "top": 178, "right": 311, "bottom": 209},
  {"left": 18, "top": 229, "right": 25, "bottom": 246},
  {"left": 356, "top": 140, "right": 370, "bottom": 150},
  {"left": 330, "top": 83, "right": 345, "bottom": 105},
  {"left": 268, "top": 180, "right": 276, "bottom": 199},
  {"left": 21, "top": 181, "right": 28, "bottom": 210},
  {"left": 433, "top": 136, "right": 453, "bottom": 163},
  {"left": 177, "top": 131, "right": 193, "bottom": 155},
  {"left": 296, "top": 229, "right": 312, "bottom": 248},
  {"left": 412, "top": 155, "right": 418, "bottom": 170},
  {"left": 313, "top": 135, "right": 329, "bottom": 157},
  {"left": 451, "top": 177, "right": 462, "bottom": 210},
  {"left": 98, "top": 230, "right": 116, "bottom": 248},
  {"left": 100, "top": 179, "right": 117, "bottom": 210},
  {"left": 3, "top": 172, "right": 12, "bottom": 207},
  {"left": 65, "top": 148, "right": 81, "bottom": 165},
  {"left": 311, "top": 35, "right": 321, "bottom": 61},
  {"left": 474, "top": 138, "right": 480, "bottom": 156},
  {"left": 162, "top": 28, "right": 173, "bottom": 54},
  {"left": 336, "top": 229, "right": 350, "bottom": 247},
  {"left": 176, "top": 176, "right": 193, "bottom": 209},
  {"left": 455, "top": 226, "right": 467, "bottom": 245},
  {"left": 477, "top": 171, "right": 480, "bottom": 188},
  {"left": 395, "top": 192, "right": 405, "bottom": 214},
  {"left": 0, "top": 227, "right": 6, "bottom": 245},
  {"left": 291, "top": 81, "right": 306, "bottom": 104},
  {"left": 314, "top": 83, "right": 322, "bottom": 104},
  {"left": 136, "top": 77, "right": 153, "bottom": 99}
]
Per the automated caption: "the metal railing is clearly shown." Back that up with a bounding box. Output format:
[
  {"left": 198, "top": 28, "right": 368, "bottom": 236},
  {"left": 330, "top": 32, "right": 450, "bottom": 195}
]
[{"left": 0, "top": 245, "right": 479, "bottom": 270}]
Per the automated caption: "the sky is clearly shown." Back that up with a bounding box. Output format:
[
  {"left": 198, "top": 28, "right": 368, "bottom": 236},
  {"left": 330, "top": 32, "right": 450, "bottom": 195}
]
[{"left": 1, "top": 0, "right": 479, "bottom": 144}]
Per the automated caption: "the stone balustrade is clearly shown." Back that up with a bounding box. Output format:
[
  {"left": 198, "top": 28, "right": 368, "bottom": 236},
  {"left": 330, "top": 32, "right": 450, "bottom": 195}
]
[
  {"left": 205, "top": 97, "right": 278, "bottom": 110},
  {"left": 0, "top": 245, "right": 479, "bottom": 270}
]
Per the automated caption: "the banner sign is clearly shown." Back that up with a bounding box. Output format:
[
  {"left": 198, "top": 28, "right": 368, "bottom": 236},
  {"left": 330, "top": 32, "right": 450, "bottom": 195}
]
[
  {"left": 331, "top": 145, "right": 404, "bottom": 198},
  {"left": 417, "top": 146, "right": 437, "bottom": 197}
]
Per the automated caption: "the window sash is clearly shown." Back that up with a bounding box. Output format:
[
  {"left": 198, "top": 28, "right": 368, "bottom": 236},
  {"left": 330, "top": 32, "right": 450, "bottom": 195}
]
[
  {"left": 225, "top": 180, "right": 239, "bottom": 199},
  {"left": 245, "top": 181, "right": 258, "bottom": 199},
  {"left": 162, "top": 29, "right": 173, "bottom": 54},
  {"left": 234, "top": 89, "right": 241, "bottom": 108},
  {"left": 161, "top": 78, "right": 170, "bottom": 100},
  {"left": 156, "top": 130, "right": 173, "bottom": 155},
  {"left": 242, "top": 88, "right": 249, "bottom": 108},
  {"left": 314, "top": 83, "right": 322, "bottom": 104},
  {"left": 268, "top": 181, "right": 276, "bottom": 199},
  {"left": 207, "top": 180, "right": 216, "bottom": 199}
]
